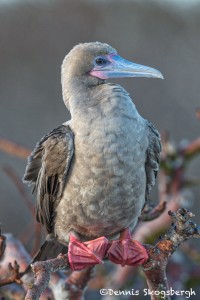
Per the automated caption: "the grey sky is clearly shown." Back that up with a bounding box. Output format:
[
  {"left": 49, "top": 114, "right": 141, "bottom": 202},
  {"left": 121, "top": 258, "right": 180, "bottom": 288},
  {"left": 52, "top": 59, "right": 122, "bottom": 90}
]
[{"left": 0, "top": 0, "right": 200, "bottom": 6}]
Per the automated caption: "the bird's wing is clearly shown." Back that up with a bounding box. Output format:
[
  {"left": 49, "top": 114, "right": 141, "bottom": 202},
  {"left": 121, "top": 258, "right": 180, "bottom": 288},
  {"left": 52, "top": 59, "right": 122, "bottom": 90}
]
[
  {"left": 144, "top": 120, "right": 162, "bottom": 202},
  {"left": 23, "top": 125, "right": 74, "bottom": 233}
]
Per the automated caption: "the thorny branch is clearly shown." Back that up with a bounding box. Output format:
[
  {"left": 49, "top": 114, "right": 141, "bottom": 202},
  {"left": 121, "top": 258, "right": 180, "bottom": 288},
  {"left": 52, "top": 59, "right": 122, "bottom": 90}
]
[{"left": 142, "top": 208, "right": 200, "bottom": 300}]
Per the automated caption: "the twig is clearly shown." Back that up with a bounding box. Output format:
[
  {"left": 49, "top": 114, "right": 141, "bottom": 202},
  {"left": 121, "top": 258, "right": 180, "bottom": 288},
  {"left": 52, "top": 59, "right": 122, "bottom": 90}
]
[
  {"left": 142, "top": 208, "right": 200, "bottom": 300},
  {"left": 0, "top": 225, "right": 6, "bottom": 260},
  {"left": 134, "top": 197, "right": 180, "bottom": 243},
  {"left": 0, "top": 261, "right": 22, "bottom": 286},
  {"left": 0, "top": 283, "right": 26, "bottom": 300},
  {"left": 65, "top": 268, "right": 94, "bottom": 300},
  {"left": 140, "top": 201, "right": 167, "bottom": 222},
  {"left": 196, "top": 107, "right": 200, "bottom": 120},
  {"left": 0, "top": 233, "right": 54, "bottom": 299},
  {"left": 3, "top": 166, "right": 35, "bottom": 215},
  {"left": 180, "top": 137, "right": 200, "bottom": 159},
  {"left": 3, "top": 165, "right": 43, "bottom": 253},
  {"left": 0, "top": 233, "right": 32, "bottom": 279},
  {"left": 0, "top": 137, "right": 31, "bottom": 159},
  {"left": 25, "top": 257, "right": 93, "bottom": 300},
  {"left": 181, "top": 243, "right": 200, "bottom": 262},
  {"left": 48, "top": 268, "right": 94, "bottom": 300}
]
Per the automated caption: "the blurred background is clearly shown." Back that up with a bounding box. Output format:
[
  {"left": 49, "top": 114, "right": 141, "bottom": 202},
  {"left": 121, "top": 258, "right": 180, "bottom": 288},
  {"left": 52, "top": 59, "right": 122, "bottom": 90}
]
[{"left": 0, "top": 0, "right": 200, "bottom": 299}]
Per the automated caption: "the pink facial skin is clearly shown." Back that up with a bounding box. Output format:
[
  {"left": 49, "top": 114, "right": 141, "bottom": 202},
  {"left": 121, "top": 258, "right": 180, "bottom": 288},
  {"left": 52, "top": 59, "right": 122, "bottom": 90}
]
[
  {"left": 90, "top": 70, "right": 108, "bottom": 79},
  {"left": 89, "top": 53, "right": 117, "bottom": 79}
]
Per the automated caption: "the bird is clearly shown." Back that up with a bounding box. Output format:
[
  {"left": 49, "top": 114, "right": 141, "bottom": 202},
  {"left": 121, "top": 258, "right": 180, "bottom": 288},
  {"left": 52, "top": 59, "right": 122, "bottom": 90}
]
[{"left": 23, "top": 42, "right": 162, "bottom": 271}]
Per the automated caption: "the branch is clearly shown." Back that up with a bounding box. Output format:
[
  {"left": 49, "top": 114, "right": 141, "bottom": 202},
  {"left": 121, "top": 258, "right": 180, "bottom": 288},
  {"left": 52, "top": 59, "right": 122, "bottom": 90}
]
[
  {"left": 65, "top": 268, "right": 94, "bottom": 300},
  {"left": 0, "top": 284, "right": 26, "bottom": 300},
  {"left": 3, "top": 165, "right": 43, "bottom": 254},
  {"left": 0, "top": 228, "right": 24, "bottom": 288},
  {"left": 140, "top": 200, "right": 167, "bottom": 222},
  {"left": 0, "top": 261, "right": 22, "bottom": 287},
  {"left": 49, "top": 268, "right": 94, "bottom": 300},
  {"left": 25, "top": 254, "right": 70, "bottom": 300},
  {"left": 0, "top": 233, "right": 32, "bottom": 287},
  {"left": 0, "top": 232, "right": 55, "bottom": 299},
  {"left": 196, "top": 107, "right": 200, "bottom": 121},
  {"left": 0, "top": 233, "right": 24, "bottom": 289},
  {"left": 0, "top": 225, "right": 6, "bottom": 260},
  {"left": 0, "top": 229, "right": 92, "bottom": 299},
  {"left": 24, "top": 205, "right": 200, "bottom": 300},
  {"left": 142, "top": 208, "right": 200, "bottom": 300},
  {"left": 180, "top": 138, "right": 200, "bottom": 159},
  {"left": 0, "top": 137, "right": 31, "bottom": 159},
  {"left": 3, "top": 166, "right": 35, "bottom": 215}
]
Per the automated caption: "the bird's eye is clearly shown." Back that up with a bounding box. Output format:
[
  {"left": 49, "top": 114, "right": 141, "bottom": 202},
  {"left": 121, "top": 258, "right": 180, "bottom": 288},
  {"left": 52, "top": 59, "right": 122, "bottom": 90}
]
[{"left": 95, "top": 57, "right": 107, "bottom": 66}]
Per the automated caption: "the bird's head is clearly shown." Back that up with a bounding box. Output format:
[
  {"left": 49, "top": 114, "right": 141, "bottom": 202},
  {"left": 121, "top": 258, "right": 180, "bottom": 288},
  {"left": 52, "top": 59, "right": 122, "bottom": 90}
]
[
  {"left": 61, "top": 42, "right": 163, "bottom": 107},
  {"left": 62, "top": 41, "right": 163, "bottom": 82}
]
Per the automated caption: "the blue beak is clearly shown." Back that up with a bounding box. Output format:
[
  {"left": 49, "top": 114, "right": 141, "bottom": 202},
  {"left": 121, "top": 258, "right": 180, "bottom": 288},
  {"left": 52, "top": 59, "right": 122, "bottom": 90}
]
[{"left": 90, "top": 53, "right": 164, "bottom": 80}]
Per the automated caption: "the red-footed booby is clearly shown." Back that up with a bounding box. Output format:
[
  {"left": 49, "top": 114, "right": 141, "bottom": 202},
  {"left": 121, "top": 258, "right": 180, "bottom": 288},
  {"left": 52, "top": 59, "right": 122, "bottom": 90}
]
[{"left": 23, "top": 42, "right": 162, "bottom": 271}]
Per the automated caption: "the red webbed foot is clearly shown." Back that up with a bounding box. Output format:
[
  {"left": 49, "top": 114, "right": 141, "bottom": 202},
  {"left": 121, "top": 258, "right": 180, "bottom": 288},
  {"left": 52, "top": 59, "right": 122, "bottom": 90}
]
[
  {"left": 107, "top": 228, "right": 148, "bottom": 267},
  {"left": 68, "top": 235, "right": 109, "bottom": 271}
]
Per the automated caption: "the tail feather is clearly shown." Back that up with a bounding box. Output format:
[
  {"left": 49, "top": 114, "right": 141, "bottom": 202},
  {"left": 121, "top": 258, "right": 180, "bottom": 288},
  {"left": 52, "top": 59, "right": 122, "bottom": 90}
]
[{"left": 24, "top": 238, "right": 68, "bottom": 274}]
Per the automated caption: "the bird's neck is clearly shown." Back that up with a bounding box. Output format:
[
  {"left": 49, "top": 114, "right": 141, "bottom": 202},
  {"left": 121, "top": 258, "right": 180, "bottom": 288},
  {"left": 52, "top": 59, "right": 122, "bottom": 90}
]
[
  {"left": 62, "top": 75, "right": 104, "bottom": 111},
  {"left": 64, "top": 81, "right": 140, "bottom": 134}
]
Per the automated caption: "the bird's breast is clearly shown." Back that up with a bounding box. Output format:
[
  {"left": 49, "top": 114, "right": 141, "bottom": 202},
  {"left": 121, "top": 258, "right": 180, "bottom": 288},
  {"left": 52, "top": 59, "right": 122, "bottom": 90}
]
[{"left": 55, "top": 89, "right": 148, "bottom": 240}]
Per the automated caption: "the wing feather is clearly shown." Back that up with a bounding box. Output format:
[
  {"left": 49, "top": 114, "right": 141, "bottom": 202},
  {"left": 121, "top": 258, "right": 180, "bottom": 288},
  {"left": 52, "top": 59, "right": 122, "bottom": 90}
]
[
  {"left": 145, "top": 120, "right": 161, "bottom": 202},
  {"left": 23, "top": 125, "right": 74, "bottom": 233}
]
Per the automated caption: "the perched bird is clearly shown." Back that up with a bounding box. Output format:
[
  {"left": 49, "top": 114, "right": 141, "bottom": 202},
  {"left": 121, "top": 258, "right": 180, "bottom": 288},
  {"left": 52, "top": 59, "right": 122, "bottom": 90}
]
[{"left": 23, "top": 42, "right": 162, "bottom": 271}]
